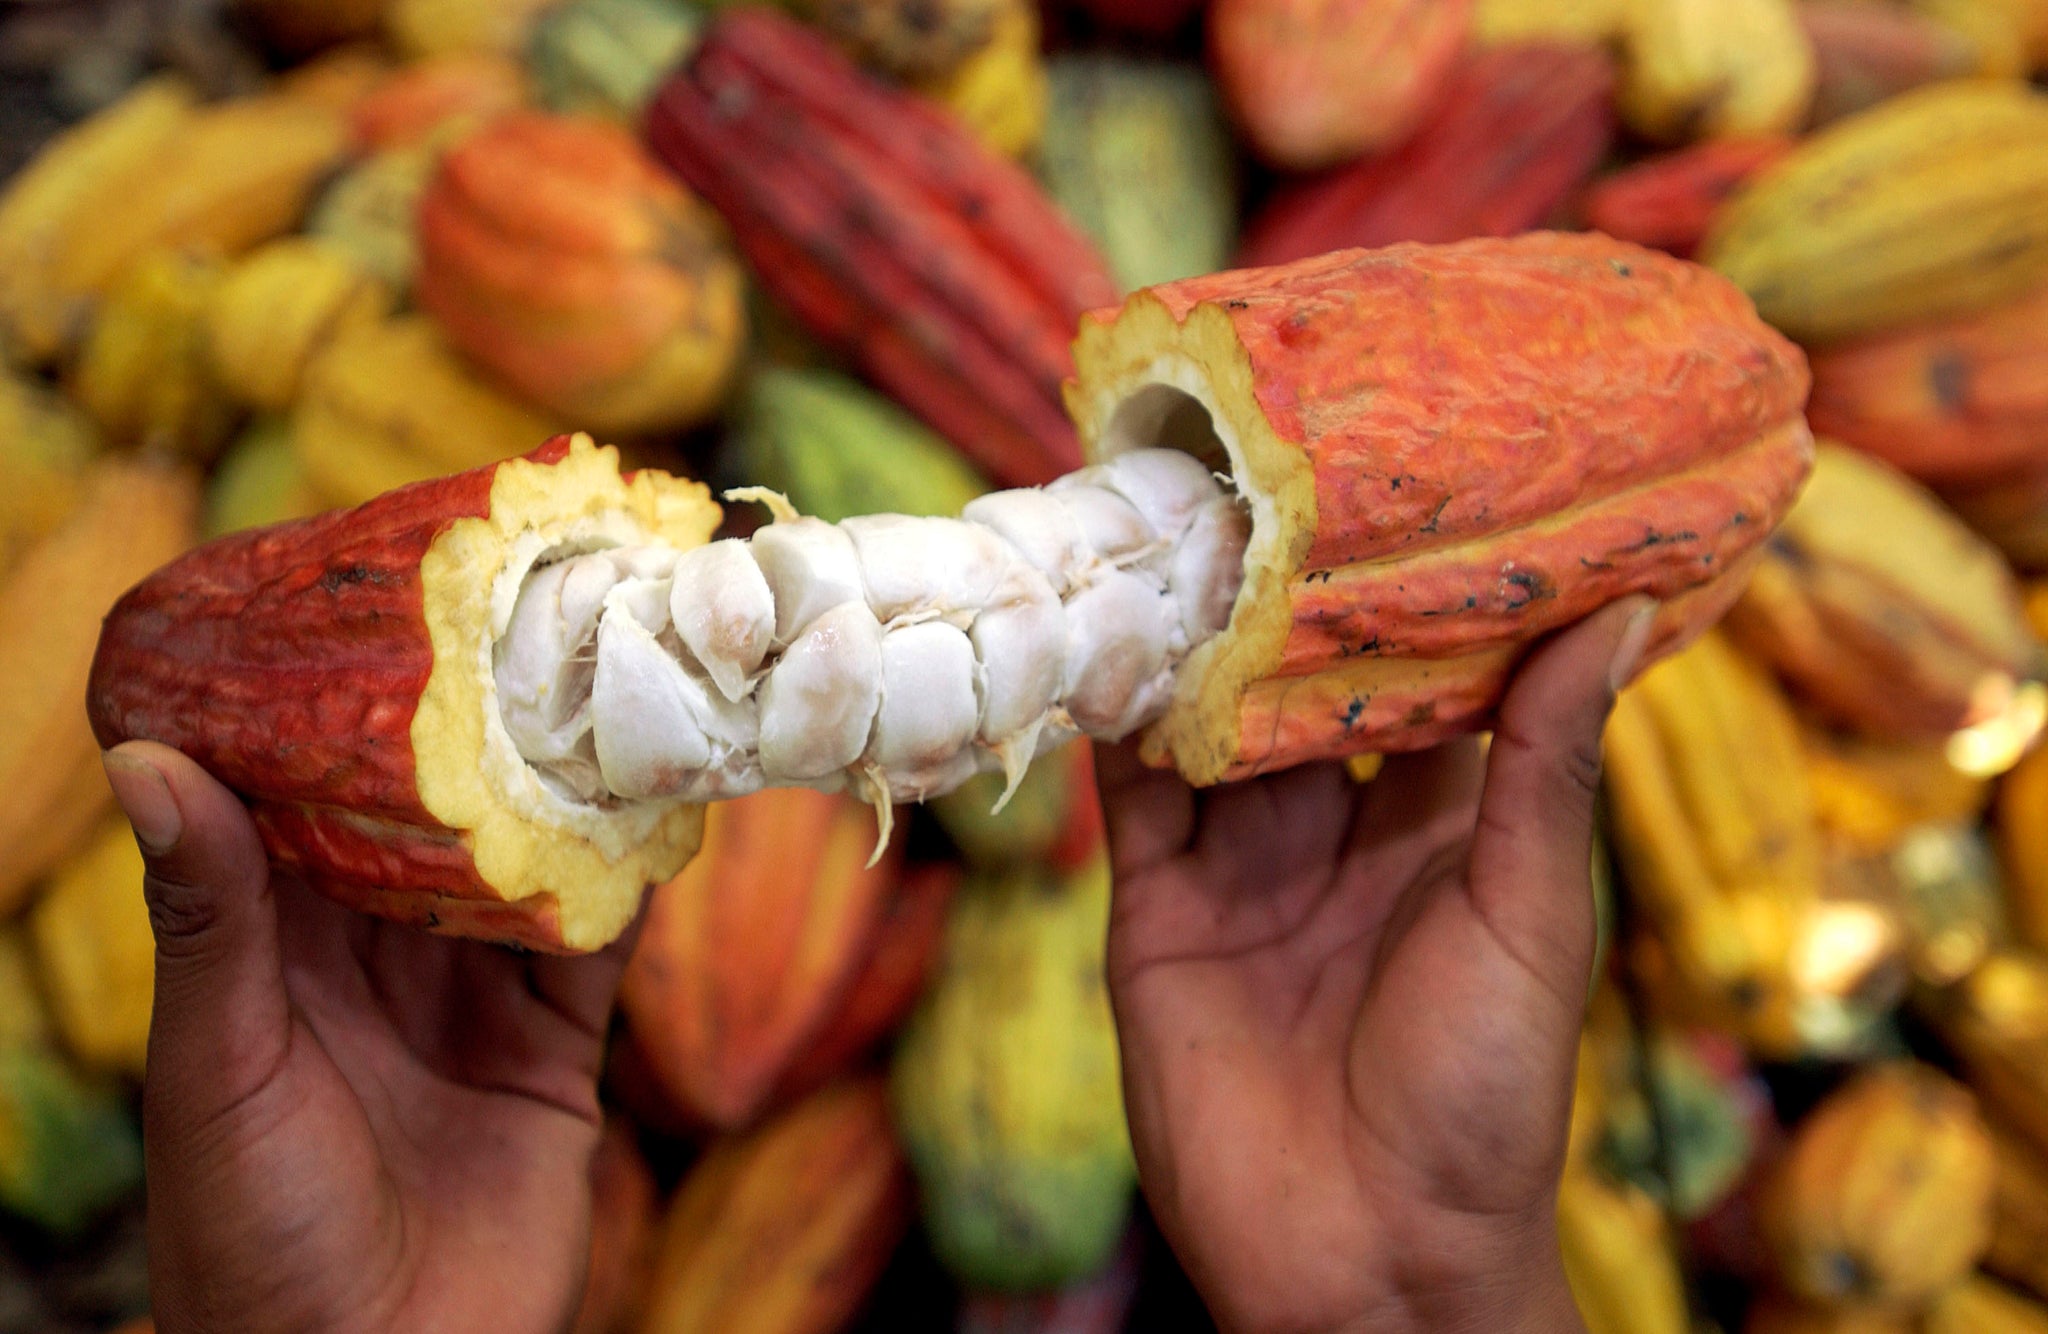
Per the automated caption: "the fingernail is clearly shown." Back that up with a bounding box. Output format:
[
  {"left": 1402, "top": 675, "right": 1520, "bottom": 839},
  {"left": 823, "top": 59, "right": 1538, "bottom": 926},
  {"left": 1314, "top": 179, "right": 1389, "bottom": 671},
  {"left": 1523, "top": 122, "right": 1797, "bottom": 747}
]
[
  {"left": 1607, "top": 599, "right": 1660, "bottom": 692},
  {"left": 103, "top": 749, "right": 182, "bottom": 855}
]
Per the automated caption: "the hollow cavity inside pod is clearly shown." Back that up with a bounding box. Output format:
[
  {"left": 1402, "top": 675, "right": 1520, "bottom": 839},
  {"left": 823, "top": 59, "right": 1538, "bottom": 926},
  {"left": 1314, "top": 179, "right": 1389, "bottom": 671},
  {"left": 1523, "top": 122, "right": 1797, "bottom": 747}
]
[
  {"left": 1063, "top": 232, "right": 1818, "bottom": 786},
  {"left": 88, "top": 435, "right": 721, "bottom": 953}
]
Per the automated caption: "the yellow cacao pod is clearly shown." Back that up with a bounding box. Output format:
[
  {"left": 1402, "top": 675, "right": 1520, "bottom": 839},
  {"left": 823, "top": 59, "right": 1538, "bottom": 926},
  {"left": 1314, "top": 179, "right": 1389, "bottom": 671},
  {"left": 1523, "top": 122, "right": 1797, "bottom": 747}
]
[
  {"left": 1742, "top": 1295, "right": 1916, "bottom": 1333},
  {"left": 1556, "top": 1169, "right": 1690, "bottom": 1334},
  {"left": 1908, "top": 0, "right": 2037, "bottom": 73},
  {"left": 387, "top": 0, "right": 567, "bottom": 57},
  {"left": 1926, "top": 1275, "right": 2048, "bottom": 1334},
  {"left": 0, "top": 928, "right": 52, "bottom": 1052},
  {"left": 69, "top": 248, "right": 235, "bottom": 461},
  {"left": 1800, "top": 717, "right": 1990, "bottom": 856},
  {"left": 204, "top": 418, "right": 327, "bottom": 540},
  {"left": 1702, "top": 80, "right": 2048, "bottom": 342},
  {"left": 0, "top": 370, "right": 100, "bottom": 575},
  {"left": 206, "top": 237, "right": 393, "bottom": 413},
  {"left": 28, "top": 815, "right": 152, "bottom": 1078},
  {"left": 0, "top": 457, "right": 199, "bottom": 917},
  {"left": 914, "top": 1, "right": 1047, "bottom": 159},
  {"left": 1618, "top": 0, "right": 1817, "bottom": 142},
  {"left": 1988, "top": 1117, "right": 2048, "bottom": 1302},
  {"left": 1758, "top": 1063, "right": 1996, "bottom": 1309},
  {"left": 291, "top": 315, "right": 563, "bottom": 507},
  {"left": 1472, "top": 0, "right": 1625, "bottom": 44},
  {"left": 1918, "top": 949, "right": 2048, "bottom": 1159},
  {"left": 2002, "top": 743, "right": 2048, "bottom": 952}
]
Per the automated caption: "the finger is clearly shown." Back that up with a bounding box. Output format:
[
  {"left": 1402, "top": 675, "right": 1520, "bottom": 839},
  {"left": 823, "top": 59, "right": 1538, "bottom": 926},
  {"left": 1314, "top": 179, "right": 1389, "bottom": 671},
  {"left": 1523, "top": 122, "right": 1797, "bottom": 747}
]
[
  {"left": 104, "top": 741, "right": 291, "bottom": 1114},
  {"left": 1092, "top": 739, "right": 1197, "bottom": 878},
  {"left": 1353, "top": 735, "right": 1486, "bottom": 857},
  {"left": 1467, "top": 597, "right": 1657, "bottom": 987},
  {"left": 524, "top": 896, "right": 649, "bottom": 1045}
]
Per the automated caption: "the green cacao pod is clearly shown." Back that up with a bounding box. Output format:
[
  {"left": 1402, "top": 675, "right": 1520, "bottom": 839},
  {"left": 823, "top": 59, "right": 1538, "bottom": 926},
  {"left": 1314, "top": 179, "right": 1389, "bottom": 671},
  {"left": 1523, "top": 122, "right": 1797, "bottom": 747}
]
[
  {"left": 930, "top": 739, "right": 1103, "bottom": 873},
  {"left": 205, "top": 416, "right": 327, "bottom": 539},
  {"left": 890, "top": 857, "right": 1136, "bottom": 1291},
  {"left": 730, "top": 366, "right": 989, "bottom": 522},
  {"left": 0, "top": 1045, "right": 142, "bottom": 1235},
  {"left": 531, "top": 0, "right": 704, "bottom": 121},
  {"left": 1038, "top": 56, "right": 1237, "bottom": 294}
]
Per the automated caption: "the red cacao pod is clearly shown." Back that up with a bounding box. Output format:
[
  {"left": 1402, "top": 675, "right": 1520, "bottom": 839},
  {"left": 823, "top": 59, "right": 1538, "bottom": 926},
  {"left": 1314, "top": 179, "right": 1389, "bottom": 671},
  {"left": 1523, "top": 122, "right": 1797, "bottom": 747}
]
[
  {"left": 416, "top": 112, "right": 746, "bottom": 435},
  {"left": 1236, "top": 42, "right": 1616, "bottom": 269},
  {"left": 1581, "top": 136, "right": 1794, "bottom": 260},
  {"left": 85, "top": 434, "right": 719, "bottom": 953},
  {"left": 620, "top": 785, "right": 903, "bottom": 1131},
  {"left": 645, "top": 9, "right": 1116, "bottom": 488}
]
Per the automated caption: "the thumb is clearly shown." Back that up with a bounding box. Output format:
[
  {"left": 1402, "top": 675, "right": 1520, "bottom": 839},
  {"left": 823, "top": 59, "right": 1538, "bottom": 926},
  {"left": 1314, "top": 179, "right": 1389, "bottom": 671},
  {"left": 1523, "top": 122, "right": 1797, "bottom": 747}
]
[
  {"left": 103, "top": 741, "right": 290, "bottom": 1107},
  {"left": 1465, "top": 597, "right": 1658, "bottom": 990}
]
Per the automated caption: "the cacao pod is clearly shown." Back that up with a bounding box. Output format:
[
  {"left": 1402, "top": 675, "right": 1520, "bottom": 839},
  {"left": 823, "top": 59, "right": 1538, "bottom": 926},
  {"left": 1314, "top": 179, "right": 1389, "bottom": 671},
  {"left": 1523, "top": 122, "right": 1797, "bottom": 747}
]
[
  {"left": 0, "top": 457, "right": 198, "bottom": 917},
  {"left": 88, "top": 435, "right": 717, "bottom": 952},
  {"left": 1236, "top": 42, "right": 1616, "bottom": 269},
  {"left": 205, "top": 418, "right": 329, "bottom": 540},
  {"left": 621, "top": 786, "right": 902, "bottom": 1130},
  {"left": 530, "top": 0, "right": 701, "bottom": 122},
  {"left": 646, "top": 8, "right": 1116, "bottom": 488},
  {"left": 1989, "top": 1116, "right": 2048, "bottom": 1302},
  {"left": 0, "top": 1046, "right": 142, "bottom": 1236},
  {"left": 639, "top": 1079, "right": 911, "bottom": 1334},
  {"left": 1801, "top": 719, "right": 1990, "bottom": 856},
  {"left": 386, "top": 0, "right": 567, "bottom": 57},
  {"left": 1946, "top": 466, "right": 2048, "bottom": 575},
  {"left": 955, "top": 1234, "right": 1143, "bottom": 1334},
  {"left": 0, "top": 929, "right": 50, "bottom": 1052},
  {"left": 69, "top": 247, "right": 235, "bottom": 461},
  {"left": 27, "top": 815, "right": 153, "bottom": 1078},
  {"left": 307, "top": 145, "right": 437, "bottom": 293},
  {"left": 1807, "top": 283, "right": 2048, "bottom": 488},
  {"left": 206, "top": 237, "right": 394, "bottom": 414},
  {"left": 1206, "top": 0, "right": 1473, "bottom": 170},
  {"left": 416, "top": 112, "right": 746, "bottom": 436},
  {"left": 1580, "top": 136, "right": 1795, "bottom": 260},
  {"left": 1757, "top": 1063, "right": 1995, "bottom": 1309},
  {"left": 729, "top": 366, "right": 989, "bottom": 525},
  {"left": 1908, "top": 0, "right": 2037, "bottom": 72},
  {"left": 1065, "top": 232, "right": 1811, "bottom": 783},
  {"left": 1556, "top": 1168, "right": 1691, "bottom": 1334},
  {"left": 0, "top": 77, "right": 198, "bottom": 363},
  {"left": 0, "top": 369, "right": 100, "bottom": 574},
  {"left": 2002, "top": 741, "right": 2048, "bottom": 951},
  {"left": 803, "top": 0, "right": 1005, "bottom": 80},
  {"left": 892, "top": 857, "right": 1136, "bottom": 1291},
  {"left": 912, "top": 0, "right": 1048, "bottom": 161},
  {"left": 572, "top": 1116, "right": 658, "bottom": 1334},
  {"left": 1926, "top": 1275, "right": 2048, "bottom": 1334},
  {"left": 291, "top": 315, "right": 565, "bottom": 508},
  {"left": 1917, "top": 950, "right": 2048, "bottom": 1161},
  {"left": 1743, "top": 1297, "right": 1916, "bottom": 1333},
  {"left": 1724, "top": 443, "right": 2046, "bottom": 746},
  {"left": 930, "top": 739, "right": 1103, "bottom": 873},
  {"left": 348, "top": 51, "right": 528, "bottom": 152},
  {"left": 1799, "top": 0, "right": 1979, "bottom": 127},
  {"left": 1037, "top": 55, "right": 1236, "bottom": 294},
  {"left": 1618, "top": 0, "right": 1817, "bottom": 143},
  {"left": 1472, "top": 0, "right": 1624, "bottom": 44},
  {"left": 1701, "top": 80, "right": 2048, "bottom": 343},
  {"left": 274, "top": 45, "right": 398, "bottom": 114}
]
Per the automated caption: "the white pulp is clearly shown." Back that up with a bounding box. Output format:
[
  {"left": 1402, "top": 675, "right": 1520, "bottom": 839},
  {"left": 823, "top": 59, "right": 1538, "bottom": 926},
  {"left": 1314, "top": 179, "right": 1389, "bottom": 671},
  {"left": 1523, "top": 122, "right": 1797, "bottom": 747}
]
[{"left": 494, "top": 448, "right": 1248, "bottom": 818}]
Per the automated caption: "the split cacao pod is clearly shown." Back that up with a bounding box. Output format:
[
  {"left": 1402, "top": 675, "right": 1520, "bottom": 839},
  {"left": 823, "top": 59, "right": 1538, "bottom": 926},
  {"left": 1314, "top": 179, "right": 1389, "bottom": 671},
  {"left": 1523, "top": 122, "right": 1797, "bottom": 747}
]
[
  {"left": 1806, "top": 283, "right": 2048, "bottom": 488},
  {"left": 1756, "top": 1062, "right": 1996, "bottom": 1309},
  {"left": 416, "top": 111, "right": 746, "bottom": 436},
  {"left": 69, "top": 247, "right": 235, "bottom": 461},
  {"left": 1066, "top": 232, "right": 1813, "bottom": 784},
  {"left": 1724, "top": 443, "right": 2046, "bottom": 744},
  {"left": 1235, "top": 42, "right": 1616, "bottom": 269},
  {"left": 1617, "top": 0, "right": 1817, "bottom": 143},
  {"left": 348, "top": 51, "right": 528, "bottom": 152},
  {"left": 1580, "top": 136, "right": 1795, "bottom": 261},
  {"left": 1989, "top": 1116, "right": 2048, "bottom": 1302},
  {"left": 645, "top": 8, "right": 1115, "bottom": 489},
  {"left": 891, "top": 858, "right": 1136, "bottom": 1291},
  {"left": 87, "top": 435, "right": 717, "bottom": 953},
  {"left": 638, "top": 1078, "right": 911, "bottom": 1334},
  {"left": 1799, "top": 0, "right": 1979, "bottom": 127},
  {"left": 1037, "top": 55, "right": 1237, "bottom": 294},
  {"left": 1701, "top": 80, "right": 2048, "bottom": 343},
  {"left": 530, "top": 0, "right": 700, "bottom": 122},
  {"left": 0, "top": 457, "right": 198, "bottom": 918},
  {"left": 206, "top": 237, "right": 393, "bottom": 415},
  {"left": 620, "top": 785, "right": 902, "bottom": 1131},
  {"left": 1206, "top": 0, "right": 1473, "bottom": 171},
  {"left": 28, "top": 815, "right": 154, "bottom": 1078}
]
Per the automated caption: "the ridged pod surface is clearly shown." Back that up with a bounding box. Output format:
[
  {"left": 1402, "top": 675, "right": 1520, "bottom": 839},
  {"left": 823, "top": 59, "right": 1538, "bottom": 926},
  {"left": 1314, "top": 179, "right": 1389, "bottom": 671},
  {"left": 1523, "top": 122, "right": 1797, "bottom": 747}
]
[
  {"left": 1065, "top": 232, "right": 1813, "bottom": 785},
  {"left": 1236, "top": 42, "right": 1616, "bottom": 268},
  {"left": 1701, "top": 80, "right": 2048, "bottom": 343},
  {"left": 1580, "top": 136, "right": 1793, "bottom": 260},
  {"left": 645, "top": 9, "right": 1116, "bottom": 489},
  {"left": 1617, "top": 0, "right": 1816, "bottom": 143},
  {"left": 69, "top": 248, "right": 234, "bottom": 460},
  {"left": 86, "top": 435, "right": 719, "bottom": 953},
  {"left": 911, "top": 0, "right": 1048, "bottom": 160},
  {"left": 206, "top": 238, "right": 394, "bottom": 414}
]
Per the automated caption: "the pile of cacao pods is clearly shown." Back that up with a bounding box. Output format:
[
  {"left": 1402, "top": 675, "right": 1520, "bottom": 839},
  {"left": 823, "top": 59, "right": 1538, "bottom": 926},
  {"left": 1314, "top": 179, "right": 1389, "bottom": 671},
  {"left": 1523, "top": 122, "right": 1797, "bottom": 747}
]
[{"left": 3, "top": 0, "right": 2048, "bottom": 1328}]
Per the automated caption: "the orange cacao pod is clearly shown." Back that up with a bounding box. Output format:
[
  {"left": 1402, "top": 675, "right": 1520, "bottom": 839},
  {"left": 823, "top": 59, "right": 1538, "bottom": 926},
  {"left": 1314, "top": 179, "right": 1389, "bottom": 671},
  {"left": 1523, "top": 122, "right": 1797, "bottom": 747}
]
[
  {"left": 645, "top": 9, "right": 1115, "bottom": 488},
  {"left": 348, "top": 52, "right": 527, "bottom": 151},
  {"left": 573, "top": 1115, "right": 658, "bottom": 1334},
  {"left": 1581, "top": 136, "right": 1794, "bottom": 261},
  {"left": 1946, "top": 464, "right": 2048, "bottom": 573},
  {"left": 620, "top": 786, "right": 903, "bottom": 1130},
  {"left": 639, "top": 1079, "right": 911, "bottom": 1334},
  {"left": 1207, "top": 0, "right": 1473, "bottom": 170},
  {"left": 1236, "top": 43, "right": 1616, "bottom": 269},
  {"left": 1800, "top": 0, "right": 1980, "bottom": 127},
  {"left": 416, "top": 112, "right": 745, "bottom": 435},
  {"left": 1808, "top": 284, "right": 2048, "bottom": 488},
  {"left": 1068, "top": 232, "right": 1812, "bottom": 782},
  {"left": 86, "top": 435, "right": 717, "bottom": 953},
  {"left": 1989, "top": 1115, "right": 2048, "bottom": 1302}
]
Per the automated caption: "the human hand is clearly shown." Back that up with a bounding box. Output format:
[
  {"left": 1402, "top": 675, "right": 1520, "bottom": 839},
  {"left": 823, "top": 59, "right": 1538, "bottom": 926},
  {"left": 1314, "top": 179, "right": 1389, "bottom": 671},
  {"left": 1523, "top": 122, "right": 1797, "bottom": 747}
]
[
  {"left": 103, "top": 741, "right": 636, "bottom": 1334},
  {"left": 1096, "top": 597, "right": 1659, "bottom": 1334}
]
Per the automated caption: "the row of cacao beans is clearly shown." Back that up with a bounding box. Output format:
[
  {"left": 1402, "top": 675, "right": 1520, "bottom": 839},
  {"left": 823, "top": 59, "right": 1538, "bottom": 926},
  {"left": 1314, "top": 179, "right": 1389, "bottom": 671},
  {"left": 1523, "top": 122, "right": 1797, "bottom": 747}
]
[{"left": 4, "top": 0, "right": 2048, "bottom": 1328}]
